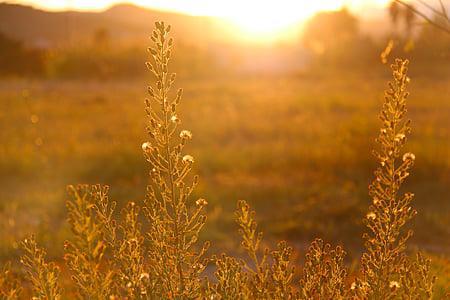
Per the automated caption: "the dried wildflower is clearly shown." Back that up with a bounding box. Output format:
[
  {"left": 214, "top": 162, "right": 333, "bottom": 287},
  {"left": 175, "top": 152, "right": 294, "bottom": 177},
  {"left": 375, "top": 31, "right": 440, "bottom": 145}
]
[
  {"left": 143, "top": 21, "right": 208, "bottom": 298},
  {"left": 389, "top": 281, "right": 400, "bottom": 289},
  {"left": 182, "top": 154, "right": 195, "bottom": 164},
  {"left": 211, "top": 254, "right": 248, "bottom": 299},
  {"left": 65, "top": 185, "right": 115, "bottom": 298},
  {"left": 395, "top": 133, "right": 406, "bottom": 142},
  {"left": 366, "top": 212, "right": 376, "bottom": 220},
  {"left": 21, "top": 235, "right": 61, "bottom": 300},
  {"left": 403, "top": 152, "right": 416, "bottom": 162},
  {"left": 230, "top": 201, "right": 296, "bottom": 299},
  {"left": 10, "top": 22, "right": 437, "bottom": 300},
  {"left": 300, "top": 239, "right": 347, "bottom": 299},
  {"left": 141, "top": 142, "right": 151, "bottom": 152},
  {"left": 196, "top": 198, "right": 208, "bottom": 206},
  {"left": 0, "top": 262, "right": 22, "bottom": 299},
  {"left": 359, "top": 59, "right": 435, "bottom": 299},
  {"left": 180, "top": 130, "right": 193, "bottom": 140}
]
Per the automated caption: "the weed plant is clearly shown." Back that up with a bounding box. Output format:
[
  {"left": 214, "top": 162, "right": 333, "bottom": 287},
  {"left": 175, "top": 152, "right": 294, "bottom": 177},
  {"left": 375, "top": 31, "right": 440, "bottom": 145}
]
[{"left": 0, "top": 22, "right": 440, "bottom": 299}]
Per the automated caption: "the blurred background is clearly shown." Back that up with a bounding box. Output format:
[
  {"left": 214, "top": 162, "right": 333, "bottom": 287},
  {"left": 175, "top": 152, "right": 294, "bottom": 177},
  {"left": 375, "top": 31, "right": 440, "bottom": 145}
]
[{"left": 0, "top": 0, "right": 449, "bottom": 289}]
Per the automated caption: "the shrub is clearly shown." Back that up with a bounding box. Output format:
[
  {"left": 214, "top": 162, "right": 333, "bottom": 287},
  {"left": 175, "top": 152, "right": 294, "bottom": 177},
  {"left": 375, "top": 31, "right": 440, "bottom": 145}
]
[
  {"left": 0, "top": 21, "right": 439, "bottom": 299},
  {"left": 0, "top": 32, "right": 45, "bottom": 77}
]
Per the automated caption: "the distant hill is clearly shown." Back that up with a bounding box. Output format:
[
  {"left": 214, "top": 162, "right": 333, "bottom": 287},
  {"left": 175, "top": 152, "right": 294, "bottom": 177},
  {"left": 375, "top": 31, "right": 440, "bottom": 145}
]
[
  {"left": 0, "top": 2, "right": 227, "bottom": 47},
  {"left": 0, "top": 2, "right": 393, "bottom": 49}
]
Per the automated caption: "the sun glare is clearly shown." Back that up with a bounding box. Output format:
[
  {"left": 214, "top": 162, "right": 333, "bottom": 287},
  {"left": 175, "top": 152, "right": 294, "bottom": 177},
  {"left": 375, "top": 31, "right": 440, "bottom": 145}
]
[
  {"left": 221, "top": 1, "right": 346, "bottom": 39},
  {"left": 13, "top": 0, "right": 391, "bottom": 41},
  {"left": 220, "top": 0, "right": 391, "bottom": 40}
]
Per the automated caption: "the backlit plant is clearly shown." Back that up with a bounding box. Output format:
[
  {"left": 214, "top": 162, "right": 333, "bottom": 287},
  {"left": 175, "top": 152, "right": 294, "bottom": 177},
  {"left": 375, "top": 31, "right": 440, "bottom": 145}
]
[{"left": 0, "top": 22, "right": 439, "bottom": 299}]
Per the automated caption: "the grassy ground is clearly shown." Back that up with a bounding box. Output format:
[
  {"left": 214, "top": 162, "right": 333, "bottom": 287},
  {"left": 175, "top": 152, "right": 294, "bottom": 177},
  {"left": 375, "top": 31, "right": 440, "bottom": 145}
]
[{"left": 0, "top": 72, "right": 449, "bottom": 294}]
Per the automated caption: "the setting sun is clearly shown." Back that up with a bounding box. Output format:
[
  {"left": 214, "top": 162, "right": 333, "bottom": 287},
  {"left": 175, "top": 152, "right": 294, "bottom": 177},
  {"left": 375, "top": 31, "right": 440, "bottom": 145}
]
[{"left": 217, "top": 1, "right": 351, "bottom": 38}]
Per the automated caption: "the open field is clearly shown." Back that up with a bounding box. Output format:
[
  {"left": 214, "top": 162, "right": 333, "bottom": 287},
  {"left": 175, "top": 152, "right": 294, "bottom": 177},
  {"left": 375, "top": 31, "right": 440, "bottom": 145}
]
[
  {"left": 3, "top": 0, "right": 450, "bottom": 297},
  {"left": 0, "top": 72, "right": 449, "bottom": 295}
]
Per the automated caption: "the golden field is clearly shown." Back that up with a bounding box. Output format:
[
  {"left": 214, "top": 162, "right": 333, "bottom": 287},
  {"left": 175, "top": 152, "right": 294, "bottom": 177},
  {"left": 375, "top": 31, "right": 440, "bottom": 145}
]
[{"left": 1, "top": 72, "right": 448, "bottom": 255}]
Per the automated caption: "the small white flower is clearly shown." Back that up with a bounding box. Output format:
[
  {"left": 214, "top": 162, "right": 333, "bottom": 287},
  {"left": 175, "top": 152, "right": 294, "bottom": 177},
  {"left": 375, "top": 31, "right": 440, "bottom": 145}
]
[
  {"left": 171, "top": 115, "right": 179, "bottom": 123},
  {"left": 196, "top": 198, "right": 208, "bottom": 206},
  {"left": 193, "top": 263, "right": 204, "bottom": 269},
  {"left": 366, "top": 212, "right": 376, "bottom": 220},
  {"left": 142, "top": 142, "right": 151, "bottom": 152},
  {"left": 389, "top": 281, "right": 400, "bottom": 289},
  {"left": 351, "top": 282, "right": 357, "bottom": 290},
  {"left": 180, "top": 130, "right": 192, "bottom": 139},
  {"left": 182, "top": 154, "right": 194, "bottom": 164},
  {"left": 395, "top": 133, "right": 406, "bottom": 142},
  {"left": 402, "top": 152, "right": 415, "bottom": 162}
]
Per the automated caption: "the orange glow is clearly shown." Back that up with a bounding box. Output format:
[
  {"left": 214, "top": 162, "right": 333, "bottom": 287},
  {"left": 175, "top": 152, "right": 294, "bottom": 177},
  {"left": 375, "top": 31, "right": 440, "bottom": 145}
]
[{"left": 9, "top": 0, "right": 391, "bottom": 41}]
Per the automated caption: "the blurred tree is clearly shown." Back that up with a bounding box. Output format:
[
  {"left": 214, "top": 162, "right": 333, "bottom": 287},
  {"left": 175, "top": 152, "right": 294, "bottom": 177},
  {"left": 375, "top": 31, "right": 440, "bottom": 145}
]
[
  {"left": 395, "top": 0, "right": 450, "bottom": 34},
  {"left": 303, "top": 8, "right": 358, "bottom": 56},
  {"left": 405, "top": 5, "right": 417, "bottom": 37},
  {"left": 416, "top": 14, "right": 450, "bottom": 60},
  {"left": 302, "top": 8, "right": 377, "bottom": 69},
  {"left": 93, "top": 28, "right": 111, "bottom": 49},
  {"left": 0, "top": 31, "right": 44, "bottom": 76},
  {"left": 389, "top": 1, "right": 401, "bottom": 31}
]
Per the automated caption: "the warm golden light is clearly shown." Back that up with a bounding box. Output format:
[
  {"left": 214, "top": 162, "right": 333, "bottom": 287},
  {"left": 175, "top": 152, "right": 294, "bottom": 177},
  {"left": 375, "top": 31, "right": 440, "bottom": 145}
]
[
  {"left": 211, "top": 0, "right": 390, "bottom": 41},
  {"left": 218, "top": 1, "right": 347, "bottom": 40},
  {"left": 10, "top": 0, "right": 391, "bottom": 41}
]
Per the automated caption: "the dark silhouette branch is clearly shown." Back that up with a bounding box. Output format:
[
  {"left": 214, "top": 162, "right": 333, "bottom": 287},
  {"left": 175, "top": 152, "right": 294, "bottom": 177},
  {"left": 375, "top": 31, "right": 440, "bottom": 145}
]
[
  {"left": 439, "top": 0, "right": 449, "bottom": 19},
  {"left": 416, "top": 0, "right": 446, "bottom": 18},
  {"left": 395, "top": 0, "right": 450, "bottom": 34}
]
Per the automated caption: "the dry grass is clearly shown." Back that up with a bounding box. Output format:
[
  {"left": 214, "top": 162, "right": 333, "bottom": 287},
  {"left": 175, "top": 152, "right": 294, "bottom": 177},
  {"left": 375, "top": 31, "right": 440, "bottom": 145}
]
[
  {"left": 0, "top": 22, "right": 449, "bottom": 298},
  {"left": 0, "top": 75, "right": 448, "bottom": 254}
]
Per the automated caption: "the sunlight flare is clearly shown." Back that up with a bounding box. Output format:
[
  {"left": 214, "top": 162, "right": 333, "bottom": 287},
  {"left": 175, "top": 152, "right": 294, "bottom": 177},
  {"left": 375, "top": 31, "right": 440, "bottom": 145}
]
[{"left": 12, "top": 0, "right": 391, "bottom": 41}]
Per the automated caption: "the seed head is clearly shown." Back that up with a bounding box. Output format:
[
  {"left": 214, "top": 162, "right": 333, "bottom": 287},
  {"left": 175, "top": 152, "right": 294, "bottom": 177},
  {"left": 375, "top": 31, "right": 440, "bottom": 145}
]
[
  {"left": 182, "top": 154, "right": 194, "bottom": 164},
  {"left": 142, "top": 142, "right": 151, "bottom": 152},
  {"left": 395, "top": 133, "right": 406, "bottom": 142},
  {"left": 196, "top": 198, "right": 208, "bottom": 206},
  {"left": 180, "top": 130, "right": 193, "bottom": 140},
  {"left": 389, "top": 281, "right": 400, "bottom": 289},
  {"left": 402, "top": 152, "right": 415, "bottom": 162},
  {"left": 366, "top": 212, "right": 377, "bottom": 220}
]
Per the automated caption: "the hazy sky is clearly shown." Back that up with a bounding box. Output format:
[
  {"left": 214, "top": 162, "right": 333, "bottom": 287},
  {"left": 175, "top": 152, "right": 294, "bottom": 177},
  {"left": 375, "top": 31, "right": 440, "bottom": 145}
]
[
  {"left": 6, "top": 0, "right": 391, "bottom": 38},
  {"left": 7, "top": 0, "right": 390, "bottom": 15}
]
